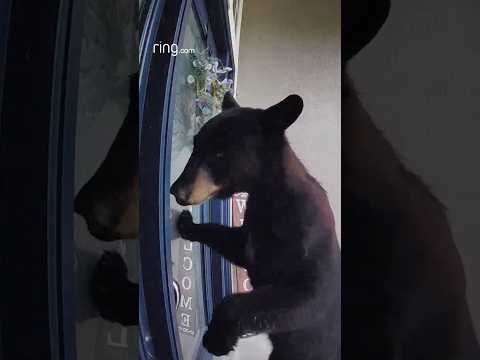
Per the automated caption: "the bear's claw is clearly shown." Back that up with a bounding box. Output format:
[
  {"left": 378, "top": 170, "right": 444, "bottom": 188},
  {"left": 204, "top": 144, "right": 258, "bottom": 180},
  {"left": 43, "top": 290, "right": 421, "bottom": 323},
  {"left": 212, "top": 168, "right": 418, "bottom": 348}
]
[
  {"left": 202, "top": 324, "right": 238, "bottom": 356},
  {"left": 177, "top": 210, "right": 194, "bottom": 239}
]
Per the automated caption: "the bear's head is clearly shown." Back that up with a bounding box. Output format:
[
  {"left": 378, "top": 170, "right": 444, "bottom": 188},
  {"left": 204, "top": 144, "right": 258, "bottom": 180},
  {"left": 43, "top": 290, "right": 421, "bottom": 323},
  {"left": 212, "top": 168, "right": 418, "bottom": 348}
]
[
  {"left": 170, "top": 92, "right": 303, "bottom": 206},
  {"left": 74, "top": 73, "right": 139, "bottom": 241}
]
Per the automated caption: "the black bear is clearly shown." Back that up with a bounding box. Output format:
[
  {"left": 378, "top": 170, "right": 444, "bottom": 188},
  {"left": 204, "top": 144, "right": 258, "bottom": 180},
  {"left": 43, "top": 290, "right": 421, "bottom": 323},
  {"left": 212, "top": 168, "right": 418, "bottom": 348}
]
[
  {"left": 170, "top": 93, "right": 341, "bottom": 359},
  {"left": 343, "top": 1, "right": 480, "bottom": 359},
  {"left": 75, "top": 73, "right": 139, "bottom": 242},
  {"left": 74, "top": 73, "right": 140, "bottom": 325}
]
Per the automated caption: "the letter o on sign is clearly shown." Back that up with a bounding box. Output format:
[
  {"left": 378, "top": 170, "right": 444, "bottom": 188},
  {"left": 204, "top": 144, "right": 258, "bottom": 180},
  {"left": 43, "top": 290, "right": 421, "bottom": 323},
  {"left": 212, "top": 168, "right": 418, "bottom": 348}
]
[{"left": 182, "top": 276, "right": 192, "bottom": 290}]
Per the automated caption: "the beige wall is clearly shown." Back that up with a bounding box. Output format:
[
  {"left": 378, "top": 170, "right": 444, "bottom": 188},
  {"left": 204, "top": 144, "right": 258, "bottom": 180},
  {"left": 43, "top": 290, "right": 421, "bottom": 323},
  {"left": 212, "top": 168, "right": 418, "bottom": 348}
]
[{"left": 235, "top": 0, "right": 341, "bottom": 239}]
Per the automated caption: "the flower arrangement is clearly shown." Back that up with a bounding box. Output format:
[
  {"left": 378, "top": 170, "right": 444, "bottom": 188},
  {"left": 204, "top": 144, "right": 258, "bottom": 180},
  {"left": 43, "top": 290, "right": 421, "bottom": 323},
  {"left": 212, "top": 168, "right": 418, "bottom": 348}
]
[
  {"left": 171, "top": 48, "right": 234, "bottom": 155},
  {"left": 186, "top": 49, "right": 234, "bottom": 131}
]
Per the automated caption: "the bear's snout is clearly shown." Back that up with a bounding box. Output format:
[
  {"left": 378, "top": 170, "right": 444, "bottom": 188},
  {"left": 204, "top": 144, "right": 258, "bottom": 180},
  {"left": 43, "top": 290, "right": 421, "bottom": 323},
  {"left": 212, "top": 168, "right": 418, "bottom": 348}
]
[
  {"left": 170, "top": 180, "right": 190, "bottom": 206},
  {"left": 171, "top": 166, "right": 220, "bottom": 206}
]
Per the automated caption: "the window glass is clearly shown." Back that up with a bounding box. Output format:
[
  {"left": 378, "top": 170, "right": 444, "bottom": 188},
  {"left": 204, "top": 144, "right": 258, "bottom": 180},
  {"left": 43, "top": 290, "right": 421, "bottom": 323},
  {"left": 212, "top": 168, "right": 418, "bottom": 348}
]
[{"left": 168, "top": 5, "right": 208, "bottom": 359}]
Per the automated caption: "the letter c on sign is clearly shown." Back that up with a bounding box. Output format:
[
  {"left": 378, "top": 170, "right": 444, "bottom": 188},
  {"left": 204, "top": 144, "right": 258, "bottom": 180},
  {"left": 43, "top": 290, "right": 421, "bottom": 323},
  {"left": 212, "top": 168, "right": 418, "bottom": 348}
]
[{"left": 183, "top": 256, "right": 193, "bottom": 271}]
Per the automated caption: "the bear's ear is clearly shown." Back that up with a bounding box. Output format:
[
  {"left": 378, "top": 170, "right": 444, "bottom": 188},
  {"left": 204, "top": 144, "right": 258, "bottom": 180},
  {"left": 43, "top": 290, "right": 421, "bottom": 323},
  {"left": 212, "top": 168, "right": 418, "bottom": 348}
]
[
  {"left": 262, "top": 95, "right": 303, "bottom": 131},
  {"left": 222, "top": 91, "right": 240, "bottom": 110},
  {"left": 343, "top": 0, "right": 391, "bottom": 61}
]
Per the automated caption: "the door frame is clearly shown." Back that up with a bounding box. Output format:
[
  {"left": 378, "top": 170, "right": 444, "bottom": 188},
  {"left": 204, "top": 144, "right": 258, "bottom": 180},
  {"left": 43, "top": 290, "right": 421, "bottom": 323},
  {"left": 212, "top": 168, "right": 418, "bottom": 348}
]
[{"left": 139, "top": 0, "right": 235, "bottom": 358}]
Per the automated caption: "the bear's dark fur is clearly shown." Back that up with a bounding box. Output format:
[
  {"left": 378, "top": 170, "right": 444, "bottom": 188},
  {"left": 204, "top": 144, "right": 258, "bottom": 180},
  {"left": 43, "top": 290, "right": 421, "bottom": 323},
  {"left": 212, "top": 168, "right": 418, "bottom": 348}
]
[
  {"left": 343, "top": 74, "right": 480, "bottom": 360},
  {"left": 342, "top": 1, "right": 480, "bottom": 358},
  {"left": 171, "top": 93, "right": 341, "bottom": 360},
  {"left": 75, "top": 73, "right": 139, "bottom": 241}
]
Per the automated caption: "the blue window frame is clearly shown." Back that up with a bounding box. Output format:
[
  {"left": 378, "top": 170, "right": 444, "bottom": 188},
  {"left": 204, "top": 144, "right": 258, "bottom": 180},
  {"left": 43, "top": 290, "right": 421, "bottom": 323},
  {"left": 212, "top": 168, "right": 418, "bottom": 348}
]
[
  {"left": 1, "top": 0, "right": 234, "bottom": 358},
  {"left": 139, "top": 0, "right": 234, "bottom": 359}
]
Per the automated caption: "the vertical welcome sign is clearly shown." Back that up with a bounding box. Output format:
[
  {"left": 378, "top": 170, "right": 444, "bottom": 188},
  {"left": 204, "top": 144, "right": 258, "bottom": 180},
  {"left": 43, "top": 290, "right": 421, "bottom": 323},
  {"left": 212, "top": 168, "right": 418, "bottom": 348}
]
[
  {"left": 232, "top": 193, "right": 252, "bottom": 293},
  {"left": 176, "top": 239, "right": 198, "bottom": 336}
]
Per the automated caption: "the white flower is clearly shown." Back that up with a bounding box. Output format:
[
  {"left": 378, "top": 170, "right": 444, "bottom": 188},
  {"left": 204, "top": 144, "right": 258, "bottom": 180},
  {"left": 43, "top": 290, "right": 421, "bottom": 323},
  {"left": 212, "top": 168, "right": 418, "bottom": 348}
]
[
  {"left": 187, "top": 75, "right": 195, "bottom": 84},
  {"left": 221, "top": 78, "right": 233, "bottom": 87}
]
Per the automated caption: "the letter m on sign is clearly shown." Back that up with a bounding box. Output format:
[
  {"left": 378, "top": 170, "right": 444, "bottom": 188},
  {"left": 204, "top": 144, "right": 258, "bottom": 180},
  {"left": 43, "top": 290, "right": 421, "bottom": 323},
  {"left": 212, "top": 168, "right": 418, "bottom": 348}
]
[{"left": 180, "top": 294, "right": 193, "bottom": 310}]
